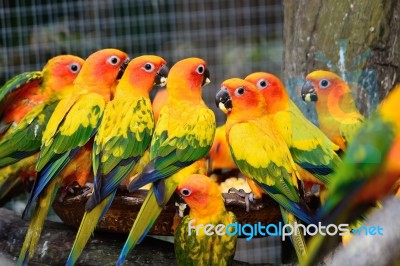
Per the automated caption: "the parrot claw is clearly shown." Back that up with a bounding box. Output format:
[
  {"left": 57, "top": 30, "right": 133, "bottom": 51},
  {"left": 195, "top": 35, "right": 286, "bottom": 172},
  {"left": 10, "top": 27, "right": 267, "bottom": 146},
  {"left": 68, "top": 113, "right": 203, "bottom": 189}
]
[
  {"left": 81, "top": 183, "right": 94, "bottom": 196},
  {"left": 228, "top": 188, "right": 254, "bottom": 212}
]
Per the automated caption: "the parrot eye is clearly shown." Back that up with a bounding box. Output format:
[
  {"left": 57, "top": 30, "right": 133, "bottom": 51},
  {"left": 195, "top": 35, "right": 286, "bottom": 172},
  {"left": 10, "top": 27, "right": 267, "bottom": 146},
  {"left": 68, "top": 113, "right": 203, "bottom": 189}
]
[
  {"left": 257, "top": 79, "right": 269, "bottom": 89},
  {"left": 235, "top": 87, "right": 245, "bottom": 96},
  {"left": 196, "top": 65, "right": 205, "bottom": 75},
  {"left": 143, "top": 63, "right": 155, "bottom": 72},
  {"left": 319, "top": 79, "right": 330, "bottom": 88},
  {"left": 107, "top": 56, "right": 121, "bottom": 66},
  {"left": 69, "top": 63, "right": 81, "bottom": 73},
  {"left": 180, "top": 188, "right": 192, "bottom": 197}
]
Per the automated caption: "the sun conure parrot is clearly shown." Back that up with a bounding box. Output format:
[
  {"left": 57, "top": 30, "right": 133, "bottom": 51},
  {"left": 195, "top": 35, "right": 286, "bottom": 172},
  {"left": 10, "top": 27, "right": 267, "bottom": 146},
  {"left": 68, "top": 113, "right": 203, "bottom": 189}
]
[
  {"left": 175, "top": 174, "right": 237, "bottom": 265},
  {"left": 303, "top": 83, "right": 400, "bottom": 266},
  {"left": 17, "top": 49, "right": 129, "bottom": 266},
  {"left": 0, "top": 55, "right": 85, "bottom": 201},
  {"left": 301, "top": 70, "right": 365, "bottom": 151},
  {"left": 245, "top": 72, "right": 342, "bottom": 204},
  {"left": 65, "top": 55, "right": 169, "bottom": 265},
  {"left": 117, "top": 58, "right": 215, "bottom": 266},
  {"left": 0, "top": 55, "right": 83, "bottom": 136},
  {"left": 216, "top": 78, "right": 314, "bottom": 262}
]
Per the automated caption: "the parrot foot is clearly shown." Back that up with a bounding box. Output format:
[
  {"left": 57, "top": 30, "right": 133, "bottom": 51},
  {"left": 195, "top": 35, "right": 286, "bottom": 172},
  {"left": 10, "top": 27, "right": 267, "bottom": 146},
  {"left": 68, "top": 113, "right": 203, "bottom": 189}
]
[
  {"left": 228, "top": 188, "right": 254, "bottom": 212},
  {"left": 81, "top": 183, "right": 94, "bottom": 197}
]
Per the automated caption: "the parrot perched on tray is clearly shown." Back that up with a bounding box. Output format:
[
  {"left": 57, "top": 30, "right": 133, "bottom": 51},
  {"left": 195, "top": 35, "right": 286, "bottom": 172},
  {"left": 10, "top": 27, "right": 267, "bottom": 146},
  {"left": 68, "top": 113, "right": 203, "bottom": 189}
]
[
  {"left": 175, "top": 174, "right": 237, "bottom": 266},
  {"left": 65, "top": 55, "right": 169, "bottom": 265},
  {"left": 304, "top": 84, "right": 400, "bottom": 266},
  {"left": 117, "top": 58, "right": 215, "bottom": 266},
  {"left": 0, "top": 55, "right": 85, "bottom": 200},
  {"left": 216, "top": 78, "right": 314, "bottom": 261},
  {"left": 301, "top": 70, "right": 365, "bottom": 151},
  {"left": 17, "top": 48, "right": 129, "bottom": 265}
]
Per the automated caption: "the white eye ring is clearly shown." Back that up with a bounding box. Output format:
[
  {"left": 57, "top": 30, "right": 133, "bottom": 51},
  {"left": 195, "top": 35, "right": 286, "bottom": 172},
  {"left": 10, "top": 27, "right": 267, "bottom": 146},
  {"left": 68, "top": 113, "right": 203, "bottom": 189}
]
[
  {"left": 196, "top": 65, "right": 205, "bottom": 74},
  {"left": 142, "top": 63, "right": 155, "bottom": 72},
  {"left": 180, "top": 188, "right": 192, "bottom": 197},
  {"left": 257, "top": 79, "right": 269, "bottom": 90},
  {"left": 234, "top": 87, "right": 245, "bottom": 96},
  {"left": 107, "top": 55, "right": 121, "bottom": 66},
  {"left": 69, "top": 63, "right": 81, "bottom": 73},
  {"left": 319, "top": 79, "right": 330, "bottom": 89}
]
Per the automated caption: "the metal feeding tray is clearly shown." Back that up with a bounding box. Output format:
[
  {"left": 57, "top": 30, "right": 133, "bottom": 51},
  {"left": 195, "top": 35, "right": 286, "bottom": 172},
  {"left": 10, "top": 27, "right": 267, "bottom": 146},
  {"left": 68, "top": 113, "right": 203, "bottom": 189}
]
[{"left": 52, "top": 187, "right": 282, "bottom": 235}]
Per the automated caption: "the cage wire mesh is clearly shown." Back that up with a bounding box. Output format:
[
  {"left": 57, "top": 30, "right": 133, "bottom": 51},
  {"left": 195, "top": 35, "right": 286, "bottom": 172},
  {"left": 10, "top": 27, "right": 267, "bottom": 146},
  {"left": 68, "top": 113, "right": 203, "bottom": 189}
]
[
  {"left": 0, "top": 0, "right": 283, "bottom": 124},
  {"left": 1, "top": 0, "right": 284, "bottom": 263}
]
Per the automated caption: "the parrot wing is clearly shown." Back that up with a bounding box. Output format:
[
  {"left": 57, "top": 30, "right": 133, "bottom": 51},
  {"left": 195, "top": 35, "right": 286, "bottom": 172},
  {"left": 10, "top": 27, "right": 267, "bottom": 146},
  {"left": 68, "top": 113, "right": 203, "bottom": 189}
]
[
  {"left": 25, "top": 93, "right": 105, "bottom": 216},
  {"left": 228, "top": 120, "right": 314, "bottom": 224},
  {"left": 0, "top": 100, "right": 59, "bottom": 168},
  {"left": 86, "top": 97, "right": 154, "bottom": 210},
  {"left": 0, "top": 71, "right": 42, "bottom": 133},
  {"left": 127, "top": 105, "right": 215, "bottom": 204},
  {"left": 274, "top": 102, "right": 342, "bottom": 184},
  {"left": 0, "top": 71, "right": 42, "bottom": 114}
]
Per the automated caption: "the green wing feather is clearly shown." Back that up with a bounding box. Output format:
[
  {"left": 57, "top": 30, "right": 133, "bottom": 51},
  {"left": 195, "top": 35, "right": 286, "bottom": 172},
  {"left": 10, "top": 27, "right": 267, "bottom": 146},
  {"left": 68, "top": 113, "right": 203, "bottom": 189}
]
[
  {"left": 37, "top": 93, "right": 105, "bottom": 171},
  {"left": 127, "top": 105, "right": 215, "bottom": 193},
  {"left": 0, "top": 71, "right": 42, "bottom": 114},
  {"left": 175, "top": 212, "right": 237, "bottom": 265},
  {"left": 87, "top": 97, "right": 154, "bottom": 209},
  {"left": 228, "top": 120, "right": 315, "bottom": 224},
  {"left": 273, "top": 102, "right": 341, "bottom": 184},
  {"left": 0, "top": 100, "right": 59, "bottom": 168}
]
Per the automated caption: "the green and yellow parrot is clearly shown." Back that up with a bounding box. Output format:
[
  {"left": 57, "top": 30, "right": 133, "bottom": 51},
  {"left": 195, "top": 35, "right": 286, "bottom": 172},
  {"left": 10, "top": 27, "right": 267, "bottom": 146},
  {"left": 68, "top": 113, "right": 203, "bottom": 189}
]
[
  {"left": 65, "top": 55, "right": 169, "bottom": 265},
  {"left": 117, "top": 58, "right": 215, "bottom": 265},
  {"left": 301, "top": 70, "right": 365, "bottom": 151},
  {"left": 0, "top": 55, "right": 85, "bottom": 200},
  {"left": 216, "top": 78, "right": 315, "bottom": 262},
  {"left": 0, "top": 55, "right": 83, "bottom": 136},
  {"left": 245, "top": 72, "right": 341, "bottom": 186},
  {"left": 17, "top": 49, "right": 129, "bottom": 265},
  {"left": 304, "top": 84, "right": 400, "bottom": 266},
  {"left": 175, "top": 174, "right": 237, "bottom": 265}
]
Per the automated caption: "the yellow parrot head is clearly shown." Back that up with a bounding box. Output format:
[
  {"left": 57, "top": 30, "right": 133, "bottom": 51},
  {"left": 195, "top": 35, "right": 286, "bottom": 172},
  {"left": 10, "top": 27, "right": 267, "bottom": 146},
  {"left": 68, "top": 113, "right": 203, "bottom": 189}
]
[
  {"left": 301, "top": 70, "right": 350, "bottom": 103},
  {"left": 245, "top": 72, "right": 289, "bottom": 111},
  {"left": 119, "top": 55, "right": 169, "bottom": 93},
  {"left": 215, "top": 78, "right": 265, "bottom": 117},
  {"left": 42, "top": 55, "right": 85, "bottom": 94}
]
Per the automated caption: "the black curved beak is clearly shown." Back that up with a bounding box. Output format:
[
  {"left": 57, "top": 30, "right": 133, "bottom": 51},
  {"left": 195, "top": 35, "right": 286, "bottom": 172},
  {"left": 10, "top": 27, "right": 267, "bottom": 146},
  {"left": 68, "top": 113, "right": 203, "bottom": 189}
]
[
  {"left": 301, "top": 81, "right": 318, "bottom": 102},
  {"left": 215, "top": 89, "right": 232, "bottom": 114},
  {"left": 155, "top": 65, "right": 169, "bottom": 87},
  {"left": 117, "top": 58, "right": 130, "bottom": 79},
  {"left": 202, "top": 67, "right": 211, "bottom": 86}
]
